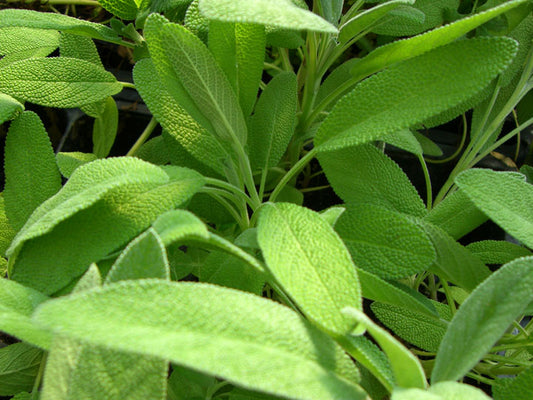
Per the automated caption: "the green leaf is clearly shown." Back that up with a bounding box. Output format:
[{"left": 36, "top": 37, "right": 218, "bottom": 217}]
[
  {"left": 412, "top": 131, "right": 443, "bottom": 157},
  {"left": 383, "top": 129, "right": 423, "bottom": 156},
  {"left": 4, "top": 111, "right": 62, "bottom": 231},
  {"left": 0, "top": 343, "right": 42, "bottom": 396},
  {"left": 152, "top": 209, "right": 209, "bottom": 246},
  {"left": 105, "top": 229, "right": 170, "bottom": 283},
  {"left": 0, "top": 58, "right": 122, "bottom": 108},
  {"left": 342, "top": 307, "right": 427, "bottom": 389},
  {"left": 493, "top": 364, "right": 533, "bottom": 400},
  {"left": 0, "top": 27, "right": 59, "bottom": 68},
  {"left": 34, "top": 280, "right": 366, "bottom": 400},
  {"left": 56, "top": 152, "right": 98, "bottom": 179},
  {"left": 319, "top": 144, "right": 427, "bottom": 217},
  {"left": 424, "top": 189, "right": 488, "bottom": 240},
  {"left": 0, "top": 195, "right": 16, "bottom": 257},
  {"left": 136, "top": 136, "right": 171, "bottom": 166},
  {"left": 7, "top": 158, "right": 204, "bottom": 294},
  {"left": 0, "top": 9, "right": 121, "bottom": 43},
  {"left": 432, "top": 256, "right": 533, "bottom": 383},
  {"left": 92, "top": 97, "right": 119, "bottom": 158},
  {"left": 392, "top": 382, "right": 491, "bottom": 400},
  {"left": 467, "top": 240, "right": 532, "bottom": 265},
  {"left": 336, "top": 204, "right": 435, "bottom": 279},
  {"left": 258, "top": 202, "right": 362, "bottom": 336},
  {"left": 455, "top": 169, "right": 533, "bottom": 248},
  {"left": 208, "top": 21, "right": 266, "bottom": 116},
  {"left": 417, "top": 221, "right": 491, "bottom": 292},
  {"left": 73, "top": 264, "right": 102, "bottom": 293},
  {"left": 318, "top": 0, "right": 343, "bottom": 24},
  {"left": 352, "top": 0, "right": 529, "bottom": 82},
  {"left": 167, "top": 366, "right": 216, "bottom": 400},
  {"left": 185, "top": 0, "right": 209, "bottom": 42},
  {"left": 248, "top": 72, "right": 298, "bottom": 171},
  {"left": 12, "top": 393, "right": 32, "bottom": 400},
  {"left": 99, "top": 0, "right": 139, "bottom": 20},
  {"left": 316, "top": 59, "right": 359, "bottom": 111},
  {"left": 369, "top": 5, "right": 426, "bottom": 37},
  {"left": 0, "top": 93, "right": 23, "bottom": 126},
  {"left": 315, "top": 37, "right": 518, "bottom": 152},
  {"left": 198, "top": 0, "right": 338, "bottom": 33},
  {"left": 0, "top": 278, "right": 50, "bottom": 349}
]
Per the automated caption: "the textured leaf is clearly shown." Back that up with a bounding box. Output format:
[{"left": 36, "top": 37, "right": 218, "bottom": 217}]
[
  {"left": 0, "top": 9, "right": 121, "bottom": 43},
  {"left": 383, "top": 129, "right": 423, "bottom": 156},
  {"left": 0, "top": 93, "right": 23, "bottom": 126},
  {"left": 7, "top": 158, "right": 204, "bottom": 294},
  {"left": 4, "top": 111, "right": 62, "bottom": 231},
  {"left": 432, "top": 256, "right": 533, "bottom": 383},
  {"left": 315, "top": 37, "right": 518, "bottom": 152},
  {"left": 34, "top": 280, "right": 366, "bottom": 400},
  {"left": 99, "top": 0, "right": 139, "bottom": 20},
  {"left": 185, "top": 0, "right": 209, "bottom": 42},
  {"left": 336, "top": 204, "right": 435, "bottom": 279},
  {"left": 0, "top": 196, "right": 16, "bottom": 257},
  {"left": 0, "top": 343, "right": 42, "bottom": 396},
  {"left": 0, "top": 278, "right": 50, "bottom": 349},
  {"left": 56, "top": 152, "right": 98, "bottom": 179},
  {"left": 493, "top": 365, "right": 533, "bottom": 400},
  {"left": 456, "top": 169, "right": 533, "bottom": 248},
  {"left": 152, "top": 209, "right": 209, "bottom": 249},
  {"left": 248, "top": 72, "right": 297, "bottom": 171},
  {"left": 467, "top": 240, "right": 532, "bottom": 265},
  {"left": 425, "top": 189, "right": 488, "bottom": 240},
  {"left": 258, "top": 202, "right": 362, "bottom": 336},
  {"left": 412, "top": 131, "right": 443, "bottom": 157},
  {"left": 0, "top": 27, "right": 59, "bottom": 68},
  {"left": 198, "top": 0, "right": 337, "bottom": 33},
  {"left": 0, "top": 57, "right": 122, "bottom": 108},
  {"left": 318, "top": 0, "right": 343, "bottom": 24},
  {"left": 369, "top": 5, "right": 426, "bottom": 37},
  {"left": 316, "top": 59, "right": 359, "bottom": 111},
  {"left": 167, "top": 366, "right": 215, "bottom": 400},
  {"left": 392, "top": 382, "right": 491, "bottom": 400},
  {"left": 319, "top": 144, "right": 427, "bottom": 217},
  {"left": 136, "top": 136, "right": 171, "bottom": 166},
  {"left": 92, "top": 97, "right": 118, "bottom": 158}
]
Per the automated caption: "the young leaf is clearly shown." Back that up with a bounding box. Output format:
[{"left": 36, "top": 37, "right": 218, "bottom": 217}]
[
  {"left": 314, "top": 37, "right": 518, "bottom": 152},
  {"left": 455, "top": 169, "right": 533, "bottom": 248},
  {"left": 258, "top": 202, "right": 362, "bottom": 336},
  {"left": 152, "top": 209, "right": 209, "bottom": 247},
  {"left": 92, "top": 97, "right": 118, "bottom": 158},
  {"left": 4, "top": 111, "right": 62, "bottom": 231},
  {"left": 0, "top": 278, "right": 50, "bottom": 349},
  {"left": 0, "top": 343, "right": 42, "bottom": 396},
  {"left": 34, "top": 280, "right": 366, "bottom": 400},
  {"left": 0, "top": 9, "right": 121, "bottom": 43},
  {"left": 319, "top": 144, "right": 427, "bottom": 217},
  {"left": 0, "top": 93, "right": 23, "bottom": 125},
  {"left": 99, "top": 0, "right": 140, "bottom": 20},
  {"left": 56, "top": 152, "right": 98, "bottom": 179},
  {"left": 184, "top": 0, "right": 209, "bottom": 43},
  {"left": 336, "top": 204, "right": 436, "bottom": 279},
  {"left": 493, "top": 364, "right": 533, "bottom": 400},
  {"left": 467, "top": 240, "right": 532, "bottom": 264},
  {"left": 198, "top": 0, "right": 338, "bottom": 33},
  {"left": 0, "top": 58, "right": 123, "bottom": 108},
  {"left": 7, "top": 158, "right": 204, "bottom": 294},
  {"left": 0, "top": 27, "right": 59, "bottom": 68},
  {"left": 432, "top": 256, "right": 533, "bottom": 383},
  {"left": 248, "top": 72, "right": 298, "bottom": 171}
]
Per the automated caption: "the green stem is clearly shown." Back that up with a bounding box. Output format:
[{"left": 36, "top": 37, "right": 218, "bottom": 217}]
[
  {"left": 465, "top": 372, "right": 494, "bottom": 386},
  {"left": 269, "top": 148, "right": 317, "bottom": 202},
  {"left": 299, "top": 184, "right": 330, "bottom": 193},
  {"left": 417, "top": 153, "right": 432, "bottom": 211},
  {"left": 120, "top": 81, "right": 136, "bottom": 90},
  {"left": 201, "top": 189, "right": 248, "bottom": 231},
  {"left": 426, "top": 114, "right": 468, "bottom": 164},
  {"left": 205, "top": 177, "right": 255, "bottom": 209},
  {"left": 492, "top": 340, "right": 533, "bottom": 352},
  {"left": 440, "top": 280, "right": 457, "bottom": 315},
  {"left": 126, "top": 117, "right": 158, "bottom": 156}
]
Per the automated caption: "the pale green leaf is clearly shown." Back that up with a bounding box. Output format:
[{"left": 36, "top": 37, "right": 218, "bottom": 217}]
[
  {"left": 0, "top": 93, "right": 24, "bottom": 124},
  {"left": 467, "top": 240, "right": 532, "bottom": 265},
  {"left": 198, "top": 0, "right": 338, "bottom": 33},
  {"left": 392, "top": 382, "right": 491, "bottom": 400},
  {"left": 455, "top": 169, "right": 533, "bottom": 248},
  {"left": 0, "top": 343, "right": 42, "bottom": 396},
  {"left": 73, "top": 264, "right": 102, "bottom": 293},
  {"left": 99, "top": 0, "right": 139, "bottom": 20},
  {"left": 0, "top": 27, "right": 59, "bottom": 68},
  {"left": 0, "top": 278, "right": 50, "bottom": 349},
  {"left": 34, "top": 280, "right": 366, "bottom": 400},
  {"left": 315, "top": 37, "right": 518, "bottom": 152},
  {"left": 4, "top": 111, "right": 62, "bottom": 231},
  {"left": 258, "top": 202, "right": 361, "bottom": 336},
  {"left": 152, "top": 209, "right": 209, "bottom": 246},
  {"left": 383, "top": 129, "right": 423, "bottom": 156},
  {"left": 93, "top": 97, "right": 118, "bottom": 158},
  {"left": 369, "top": 5, "right": 426, "bottom": 37},
  {"left": 56, "top": 152, "right": 98, "bottom": 179},
  {"left": 185, "top": 0, "right": 209, "bottom": 42},
  {"left": 336, "top": 204, "right": 435, "bottom": 279},
  {"left": 136, "top": 136, "right": 171, "bottom": 166},
  {"left": 7, "top": 158, "right": 204, "bottom": 294},
  {"left": 319, "top": 144, "right": 427, "bottom": 217},
  {"left": 320, "top": 206, "right": 345, "bottom": 228},
  {"left": 412, "top": 131, "right": 443, "bottom": 157},
  {"left": 248, "top": 72, "right": 298, "bottom": 171},
  {"left": 0, "top": 9, "right": 121, "bottom": 43},
  {"left": 0, "top": 57, "right": 122, "bottom": 108},
  {"left": 432, "top": 256, "right": 533, "bottom": 383},
  {"left": 493, "top": 364, "right": 533, "bottom": 400}
]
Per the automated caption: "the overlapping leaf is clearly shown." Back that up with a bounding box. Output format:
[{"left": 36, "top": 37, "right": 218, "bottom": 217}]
[
  {"left": 0, "top": 343, "right": 42, "bottom": 396},
  {"left": 467, "top": 240, "right": 532, "bottom": 265},
  {"left": 0, "top": 27, "right": 59, "bottom": 68},
  {"left": 0, "top": 93, "right": 23, "bottom": 125}
]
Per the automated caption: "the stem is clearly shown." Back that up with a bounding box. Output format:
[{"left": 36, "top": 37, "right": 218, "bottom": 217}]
[
  {"left": 440, "top": 280, "right": 457, "bottom": 315},
  {"left": 417, "top": 153, "right": 432, "bottom": 211},
  {"left": 269, "top": 148, "right": 317, "bottom": 202},
  {"left": 426, "top": 114, "right": 468, "bottom": 164},
  {"left": 465, "top": 372, "right": 494, "bottom": 386},
  {"left": 126, "top": 117, "right": 158, "bottom": 156},
  {"left": 201, "top": 189, "right": 248, "bottom": 231},
  {"left": 299, "top": 184, "right": 330, "bottom": 193},
  {"left": 120, "top": 81, "right": 136, "bottom": 90},
  {"left": 492, "top": 341, "right": 533, "bottom": 352}
]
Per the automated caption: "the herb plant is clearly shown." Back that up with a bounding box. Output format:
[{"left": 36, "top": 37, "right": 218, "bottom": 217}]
[{"left": 0, "top": 0, "right": 532, "bottom": 399}]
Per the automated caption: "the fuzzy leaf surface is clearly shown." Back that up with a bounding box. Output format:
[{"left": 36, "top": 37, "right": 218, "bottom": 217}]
[
  {"left": 92, "top": 97, "right": 118, "bottom": 158},
  {"left": 4, "top": 111, "right": 62, "bottom": 231},
  {"left": 466, "top": 240, "right": 532, "bottom": 265},
  {"left": 199, "top": 0, "right": 337, "bottom": 33},
  {"left": 0, "top": 343, "right": 42, "bottom": 396},
  {"left": 392, "top": 382, "right": 491, "bottom": 400},
  {"left": 0, "top": 58, "right": 122, "bottom": 108},
  {"left": 56, "top": 152, "right": 97, "bottom": 179},
  {"left": 0, "top": 196, "right": 16, "bottom": 256},
  {"left": 0, "top": 27, "right": 59, "bottom": 68},
  {"left": 99, "top": 0, "right": 139, "bottom": 20},
  {"left": 258, "top": 202, "right": 362, "bottom": 336},
  {"left": 315, "top": 37, "right": 518, "bottom": 152},
  {"left": 432, "top": 256, "right": 533, "bottom": 383},
  {"left": 34, "top": 280, "right": 366, "bottom": 400},
  {"left": 0, "top": 93, "right": 23, "bottom": 124},
  {"left": 493, "top": 365, "right": 533, "bottom": 400}
]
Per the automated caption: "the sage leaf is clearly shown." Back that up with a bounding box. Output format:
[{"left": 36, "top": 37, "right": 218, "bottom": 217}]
[
  {"left": 493, "top": 365, "right": 533, "bottom": 400},
  {"left": 392, "top": 382, "right": 491, "bottom": 400},
  {"left": 152, "top": 209, "right": 209, "bottom": 247},
  {"left": 248, "top": 72, "right": 298, "bottom": 171},
  {"left": 467, "top": 240, "right": 532, "bottom": 264},
  {"left": 7, "top": 158, "right": 204, "bottom": 294},
  {"left": 336, "top": 204, "right": 435, "bottom": 279},
  {"left": 199, "top": 0, "right": 338, "bottom": 33},
  {"left": 167, "top": 366, "right": 216, "bottom": 400},
  {"left": 0, "top": 343, "right": 42, "bottom": 396},
  {"left": 318, "top": 0, "right": 343, "bottom": 24},
  {"left": 4, "top": 111, "right": 62, "bottom": 231},
  {"left": 258, "top": 202, "right": 362, "bottom": 336},
  {"left": 0, "top": 196, "right": 16, "bottom": 256},
  {"left": 0, "top": 93, "right": 23, "bottom": 125},
  {"left": 455, "top": 169, "right": 533, "bottom": 248},
  {"left": 432, "top": 256, "right": 533, "bottom": 383},
  {"left": 319, "top": 144, "right": 427, "bottom": 217},
  {"left": 315, "top": 37, "right": 518, "bottom": 152},
  {"left": 92, "top": 97, "right": 118, "bottom": 158},
  {"left": 56, "top": 152, "right": 97, "bottom": 179},
  {"left": 34, "top": 280, "right": 366, "bottom": 400},
  {"left": 99, "top": 0, "right": 140, "bottom": 20},
  {"left": 0, "top": 278, "right": 50, "bottom": 349},
  {"left": 0, "top": 9, "right": 121, "bottom": 43},
  {"left": 185, "top": 0, "right": 209, "bottom": 43},
  {"left": 0, "top": 58, "right": 122, "bottom": 108},
  {"left": 0, "top": 27, "right": 59, "bottom": 68}
]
